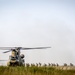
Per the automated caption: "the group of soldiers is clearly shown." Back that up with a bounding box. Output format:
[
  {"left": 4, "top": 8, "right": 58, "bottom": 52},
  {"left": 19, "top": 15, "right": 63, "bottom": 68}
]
[{"left": 25, "top": 63, "right": 74, "bottom": 67}]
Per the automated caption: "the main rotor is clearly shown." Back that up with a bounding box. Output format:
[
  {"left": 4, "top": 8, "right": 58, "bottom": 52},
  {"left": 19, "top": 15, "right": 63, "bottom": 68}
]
[{"left": 0, "top": 47, "right": 51, "bottom": 53}]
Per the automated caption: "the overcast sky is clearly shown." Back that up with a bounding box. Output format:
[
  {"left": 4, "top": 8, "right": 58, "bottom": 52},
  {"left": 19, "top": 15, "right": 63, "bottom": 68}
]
[{"left": 0, "top": 0, "right": 75, "bottom": 65}]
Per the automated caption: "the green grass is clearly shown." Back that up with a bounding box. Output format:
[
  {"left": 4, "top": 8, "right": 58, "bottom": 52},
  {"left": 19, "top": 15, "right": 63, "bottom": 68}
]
[{"left": 0, "top": 66, "right": 75, "bottom": 75}]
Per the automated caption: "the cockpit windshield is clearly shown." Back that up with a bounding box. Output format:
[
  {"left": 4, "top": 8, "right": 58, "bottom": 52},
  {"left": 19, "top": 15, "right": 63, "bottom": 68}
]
[{"left": 9, "top": 56, "right": 16, "bottom": 60}]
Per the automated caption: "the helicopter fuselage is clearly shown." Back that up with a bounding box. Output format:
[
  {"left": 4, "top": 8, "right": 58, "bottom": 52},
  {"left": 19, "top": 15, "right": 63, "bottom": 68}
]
[{"left": 7, "top": 49, "right": 25, "bottom": 66}]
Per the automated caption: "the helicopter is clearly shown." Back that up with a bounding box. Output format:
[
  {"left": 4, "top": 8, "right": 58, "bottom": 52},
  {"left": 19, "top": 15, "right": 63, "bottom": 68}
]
[{"left": 0, "top": 47, "right": 51, "bottom": 66}]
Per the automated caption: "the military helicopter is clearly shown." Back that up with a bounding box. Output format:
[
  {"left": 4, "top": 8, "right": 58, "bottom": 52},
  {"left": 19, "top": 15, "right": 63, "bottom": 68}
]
[{"left": 0, "top": 47, "right": 51, "bottom": 66}]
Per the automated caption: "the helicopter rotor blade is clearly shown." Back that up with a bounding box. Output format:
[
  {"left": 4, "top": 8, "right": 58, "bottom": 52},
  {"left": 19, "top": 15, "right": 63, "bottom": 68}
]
[
  {"left": 3, "top": 50, "right": 11, "bottom": 53},
  {"left": 0, "top": 47, "right": 14, "bottom": 50},
  {"left": 21, "top": 47, "right": 51, "bottom": 50},
  {"left": 0, "top": 47, "right": 51, "bottom": 53},
  {"left": 0, "top": 47, "right": 15, "bottom": 53}
]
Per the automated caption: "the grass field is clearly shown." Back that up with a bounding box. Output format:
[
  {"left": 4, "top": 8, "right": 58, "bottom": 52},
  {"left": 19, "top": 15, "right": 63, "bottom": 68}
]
[{"left": 0, "top": 66, "right": 75, "bottom": 75}]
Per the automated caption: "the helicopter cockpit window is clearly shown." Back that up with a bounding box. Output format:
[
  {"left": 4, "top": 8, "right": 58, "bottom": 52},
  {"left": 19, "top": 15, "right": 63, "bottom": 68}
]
[{"left": 9, "top": 56, "right": 16, "bottom": 60}]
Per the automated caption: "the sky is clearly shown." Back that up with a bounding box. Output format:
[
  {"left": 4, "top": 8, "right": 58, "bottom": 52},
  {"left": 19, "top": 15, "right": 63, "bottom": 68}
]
[{"left": 0, "top": 0, "right": 75, "bottom": 65}]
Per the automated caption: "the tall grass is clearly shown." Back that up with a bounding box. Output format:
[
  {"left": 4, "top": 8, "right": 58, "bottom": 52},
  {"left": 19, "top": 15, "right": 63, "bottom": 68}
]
[{"left": 0, "top": 66, "right": 75, "bottom": 75}]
